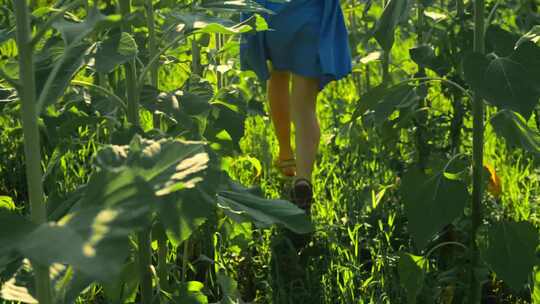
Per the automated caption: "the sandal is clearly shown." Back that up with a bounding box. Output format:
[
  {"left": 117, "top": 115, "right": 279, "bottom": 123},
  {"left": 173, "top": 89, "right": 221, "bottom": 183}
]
[
  {"left": 290, "top": 178, "right": 313, "bottom": 216},
  {"left": 274, "top": 158, "right": 296, "bottom": 177}
]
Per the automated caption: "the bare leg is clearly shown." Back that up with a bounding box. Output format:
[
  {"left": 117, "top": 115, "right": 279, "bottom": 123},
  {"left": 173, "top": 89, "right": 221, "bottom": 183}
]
[
  {"left": 267, "top": 70, "right": 295, "bottom": 175},
  {"left": 290, "top": 74, "right": 320, "bottom": 182}
]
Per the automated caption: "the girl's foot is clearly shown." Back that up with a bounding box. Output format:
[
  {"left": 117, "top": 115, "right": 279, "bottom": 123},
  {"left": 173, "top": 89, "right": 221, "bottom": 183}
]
[
  {"left": 274, "top": 157, "right": 296, "bottom": 177},
  {"left": 290, "top": 178, "right": 313, "bottom": 215}
]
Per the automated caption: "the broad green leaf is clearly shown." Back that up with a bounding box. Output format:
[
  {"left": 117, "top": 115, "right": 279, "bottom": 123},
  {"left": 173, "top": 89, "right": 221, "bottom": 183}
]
[
  {"left": 217, "top": 273, "right": 239, "bottom": 304},
  {"left": 532, "top": 268, "right": 540, "bottom": 304},
  {"left": 0, "top": 210, "right": 36, "bottom": 256},
  {"left": 18, "top": 221, "right": 128, "bottom": 283},
  {"left": 216, "top": 183, "right": 314, "bottom": 234},
  {"left": 37, "top": 42, "right": 93, "bottom": 113},
  {"left": 516, "top": 25, "right": 540, "bottom": 47},
  {"left": 159, "top": 190, "right": 212, "bottom": 245},
  {"left": 200, "top": 0, "right": 273, "bottom": 14},
  {"left": 0, "top": 259, "right": 37, "bottom": 304},
  {"left": 182, "top": 76, "right": 214, "bottom": 116},
  {"left": 400, "top": 166, "right": 468, "bottom": 248},
  {"left": 410, "top": 45, "right": 435, "bottom": 68},
  {"left": 95, "top": 135, "right": 213, "bottom": 243},
  {"left": 0, "top": 196, "right": 15, "bottom": 210},
  {"left": 22, "top": 170, "right": 156, "bottom": 282},
  {"left": 96, "top": 135, "right": 209, "bottom": 196},
  {"left": 410, "top": 45, "right": 450, "bottom": 75},
  {"left": 463, "top": 45, "right": 540, "bottom": 119},
  {"left": 359, "top": 51, "right": 383, "bottom": 65},
  {"left": 0, "top": 29, "right": 14, "bottom": 46},
  {"left": 423, "top": 11, "right": 447, "bottom": 22},
  {"left": 166, "top": 12, "right": 265, "bottom": 36},
  {"left": 197, "top": 14, "right": 267, "bottom": 35},
  {"left": 50, "top": 265, "right": 93, "bottom": 304},
  {"left": 486, "top": 26, "right": 520, "bottom": 57},
  {"left": 483, "top": 57, "right": 538, "bottom": 118},
  {"left": 357, "top": 84, "right": 418, "bottom": 124},
  {"left": 95, "top": 32, "right": 138, "bottom": 73},
  {"left": 398, "top": 252, "right": 426, "bottom": 304},
  {"left": 102, "top": 260, "right": 139, "bottom": 304},
  {"left": 462, "top": 52, "right": 490, "bottom": 96},
  {"left": 490, "top": 110, "right": 540, "bottom": 156},
  {"left": 0, "top": 259, "right": 91, "bottom": 304},
  {"left": 52, "top": 8, "right": 120, "bottom": 46},
  {"left": 373, "top": 0, "right": 410, "bottom": 51},
  {"left": 482, "top": 221, "right": 538, "bottom": 291},
  {"left": 173, "top": 281, "right": 208, "bottom": 304}
]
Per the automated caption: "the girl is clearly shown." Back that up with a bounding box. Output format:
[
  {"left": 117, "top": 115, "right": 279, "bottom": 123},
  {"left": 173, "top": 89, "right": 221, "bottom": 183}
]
[{"left": 240, "top": 0, "right": 352, "bottom": 214}]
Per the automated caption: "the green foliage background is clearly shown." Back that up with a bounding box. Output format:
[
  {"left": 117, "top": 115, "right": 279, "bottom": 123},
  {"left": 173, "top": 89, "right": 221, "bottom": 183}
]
[{"left": 0, "top": 0, "right": 540, "bottom": 303}]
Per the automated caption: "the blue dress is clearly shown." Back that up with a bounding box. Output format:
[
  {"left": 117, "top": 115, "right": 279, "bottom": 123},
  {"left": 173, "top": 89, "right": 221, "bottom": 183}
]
[{"left": 240, "top": 0, "right": 352, "bottom": 89}]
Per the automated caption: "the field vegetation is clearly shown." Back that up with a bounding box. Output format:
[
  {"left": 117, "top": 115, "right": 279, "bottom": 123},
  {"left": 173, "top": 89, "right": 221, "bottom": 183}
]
[{"left": 1, "top": 0, "right": 540, "bottom": 303}]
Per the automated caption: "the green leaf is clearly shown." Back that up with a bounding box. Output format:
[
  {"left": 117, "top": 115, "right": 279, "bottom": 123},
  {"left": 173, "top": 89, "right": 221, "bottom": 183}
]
[
  {"left": 462, "top": 52, "right": 490, "bottom": 96},
  {"left": 482, "top": 221, "right": 538, "bottom": 291},
  {"left": 173, "top": 281, "right": 208, "bottom": 304},
  {"left": 50, "top": 265, "right": 93, "bottom": 304},
  {"left": 217, "top": 273, "right": 239, "bottom": 304},
  {"left": 95, "top": 32, "right": 138, "bottom": 73},
  {"left": 358, "top": 84, "right": 418, "bottom": 124},
  {"left": 167, "top": 12, "right": 265, "bottom": 36},
  {"left": 22, "top": 170, "right": 156, "bottom": 282},
  {"left": 463, "top": 42, "right": 540, "bottom": 119},
  {"left": 0, "top": 259, "right": 38, "bottom": 304},
  {"left": 490, "top": 110, "right": 540, "bottom": 156},
  {"left": 400, "top": 166, "right": 468, "bottom": 248},
  {"left": 216, "top": 182, "right": 314, "bottom": 234},
  {"left": 159, "top": 190, "right": 211, "bottom": 246},
  {"left": 200, "top": 0, "right": 273, "bottom": 14},
  {"left": 0, "top": 196, "right": 16, "bottom": 211},
  {"left": 0, "top": 28, "right": 14, "bottom": 46},
  {"left": 398, "top": 252, "right": 426, "bottom": 304},
  {"left": 516, "top": 25, "right": 540, "bottom": 47},
  {"left": 181, "top": 76, "right": 214, "bottom": 116},
  {"left": 532, "top": 268, "right": 540, "bottom": 304},
  {"left": 373, "top": 0, "right": 410, "bottom": 51},
  {"left": 423, "top": 11, "right": 447, "bottom": 22},
  {"left": 96, "top": 135, "right": 209, "bottom": 196},
  {"left": 37, "top": 42, "right": 93, "bottom": 112},
  {"left": 484, "top": 57, "right": 538, "bottom": 118},
  {"left": 102, "top": 260, "right": 139, "bottom": 304},
  {"left": 0, "top": 210, "right": 36, "bottom": 256},
  {"left": 52, "top": 8, "right": 120, "bottom": 46},
  {"left": 95, "top": 135, "right": 214, "bottom": 244},
  {"left": 486, "top": 26, "right": 520, "bottom": 57},
  {"left": 410, "top": 45, "right": 450, "bottom": 75},
  {"left": 1, "top": 259, "right": 92, "bottom": 304}
]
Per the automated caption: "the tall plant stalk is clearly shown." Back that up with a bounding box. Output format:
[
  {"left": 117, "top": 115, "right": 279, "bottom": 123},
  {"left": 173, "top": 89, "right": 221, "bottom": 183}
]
[
  {"left": 145, "top": 0, "right": 161, "bottom": 130},
  {"left": 119, "top": 0, "right": 152, "bottom": 302},
  {"left": 415, "top": 0, "right": 429, "bottom": 169},
  {"left": 381, "top": 0, "right": 390, "bottom": 85},
  {"left": 13, "top": 0, "right": 51, "bottom": 303},
  {"left": 144, "top": 0, "right": 169, "bottom": 290},
  {"left": 469, "top": 0, "right": 485, "bottom": 302},
  {"left": 119, "top": 0, "right": 139, "bottom": 125}
]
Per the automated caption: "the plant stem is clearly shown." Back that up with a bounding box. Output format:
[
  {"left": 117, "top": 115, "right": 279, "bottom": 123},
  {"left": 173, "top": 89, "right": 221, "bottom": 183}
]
[
  {"left": 181, "top": 239, "right": 189, "bottom": 284},
  {"left": 156, "top": 224, "right": 169, "bottom": 291},
  {"left": 469, "top": 0, "right": 485, "bottom": 303},
  {"left": 119, "top": 0, "right": 139, "bottom": 125},
  {"left": 13, "top": 0, "right": 51, "bottom": 303},
  {"left": 191, "top": 35, "right": 202, "bottom": 76},
  {"left": 415, "top": 0, "right": 429, "bottom": 169},
  {"left": 119, "top": 0, "right": 151, "bottom": 302},
  {"left": 144, "top": 0, "right": 160, "bottom": 129},
  {"left": 138, "top": 229, "right": 153, "bottom": 304}
]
